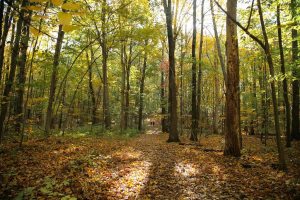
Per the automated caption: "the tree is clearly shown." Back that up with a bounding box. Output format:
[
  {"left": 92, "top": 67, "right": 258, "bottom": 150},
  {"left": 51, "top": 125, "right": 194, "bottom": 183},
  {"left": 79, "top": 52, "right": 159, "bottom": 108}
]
[
  {"left": 44, "top": 24, "right": 65, "bottom": 136},
  {"left": 224, "top": 0, "right": 241, "bottom": 157},
  {"left": 162, "top": 0, "right": 180, "bottom": 142},
  {"left": 0, "top": 0, "right": 27, "bottom": 142},
  {"left": 138, "top": 40, "right": 148, "bottom": 131},
  {"left": 291, "top": 0, "right": 299, "bottom": 141},
  {"left": 190, "top": 0, "right": 197, "bottom": 141},
  {"left": 276, "top": 4, "right": 291, "bottom": 147}
]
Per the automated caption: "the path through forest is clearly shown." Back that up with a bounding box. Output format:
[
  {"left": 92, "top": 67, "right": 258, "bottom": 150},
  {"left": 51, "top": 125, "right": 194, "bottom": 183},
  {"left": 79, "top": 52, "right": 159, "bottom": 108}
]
[{"left": 0, "top": 131, "right": 299, "bottom": 199}]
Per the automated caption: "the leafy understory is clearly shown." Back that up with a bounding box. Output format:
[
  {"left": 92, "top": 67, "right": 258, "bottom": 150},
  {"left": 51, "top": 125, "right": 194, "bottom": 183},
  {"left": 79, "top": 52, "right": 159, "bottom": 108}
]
[{"left": 1, "top": 132, "right": 299, "bottom": 199}]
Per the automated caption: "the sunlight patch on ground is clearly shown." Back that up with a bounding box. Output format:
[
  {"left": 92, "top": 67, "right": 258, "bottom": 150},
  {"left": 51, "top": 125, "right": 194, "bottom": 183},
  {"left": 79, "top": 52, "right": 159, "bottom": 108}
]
[
  {"left": 109, "top": 160, "right": 152, "bottom": 199},
  {"left": 174, "top": 162, "right": 198, "bottom": 177},
  {"left": 111, "top": 147, "right": 142, "bottom": 160}
]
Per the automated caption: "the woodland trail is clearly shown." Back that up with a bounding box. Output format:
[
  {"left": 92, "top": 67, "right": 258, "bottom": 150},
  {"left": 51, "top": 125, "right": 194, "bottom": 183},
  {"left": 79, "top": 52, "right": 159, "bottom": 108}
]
[{"left": 0, "top": 131, "right": 300, "bottom": 199}]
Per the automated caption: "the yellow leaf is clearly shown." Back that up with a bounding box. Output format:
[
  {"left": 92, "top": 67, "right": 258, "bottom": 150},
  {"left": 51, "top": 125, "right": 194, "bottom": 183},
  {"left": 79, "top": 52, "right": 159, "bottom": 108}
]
[
  {"left": 62, "top": 25, "right": 79, "bottom": 32},
  {"left": 23, "top": 5, "right": 44, "bottom": 11},
  {"left": 61, "top": 2, "right": 81, "bottom": 10},
  {"left": 29, "top": 0, "right": 48, "bottom": 3},
  {"left": 32, "top": 15, "right": 48, "bottom": 20},
  {"left": 72, "top": 12, "right": 85, "bottom": 17},
  {"left": 30, "top": 27, "right": 41, "bottom": 36},
  {"left": 51, "top": 0, "right": 63, "bottom": 6},
  {"left": 58, "top": 12, "right": 72, "bottom": 25}
]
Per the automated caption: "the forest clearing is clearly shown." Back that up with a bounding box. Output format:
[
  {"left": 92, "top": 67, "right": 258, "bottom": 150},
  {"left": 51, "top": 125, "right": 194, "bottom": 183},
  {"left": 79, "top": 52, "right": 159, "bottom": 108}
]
[{"left": 0, "top": 0, "right": 300, "bottom": 199}]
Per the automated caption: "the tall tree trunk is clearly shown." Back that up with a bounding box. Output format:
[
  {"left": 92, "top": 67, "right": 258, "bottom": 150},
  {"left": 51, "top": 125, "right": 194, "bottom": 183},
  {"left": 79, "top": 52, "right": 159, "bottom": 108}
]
[
  {"left": 44, "top": 25, "right": 65, "bottom": 136},
  {"left": 87, "top": 48, "right": 97, "bottom": 124},
  {"left": 163, "top": 0, "right": 180, "bottom": 142},
  {"left": 257, "top": 0, "right": 286, "bottom": 170},
  {"left": 15, "top": 11, "right": 32, "bottom": 133},
  {"left": 120, "top": 42, "right": 126, "bottom": 131},
  {"left": 101, "top": 0, "right": 111, "bottom": 129},
  {"left": 161, "top": 42, "right": 167, "bottom": 132},
  {"left": 138, "top": 40, "right": 148, "bottom": 131},
  {"left": 291, "top": 0, "right": 300, "bottom": 140},
  {"left": 124, "top": 41, "right": 133, "bottom": 129},
  {"left": 0, "top": 0, "right": 26, "bottom": 142},
  {"left": 190, "top": 0, "right": 198, "bottom": 141},
  {"left": 197, "top": 0, "right": 205, "bottom": 134},
  {"left": 210, "top": 0, "right": 227, "bottom": 84},
  {"left": 224, "top": 0, "right": 241, "bottom": 157},
  {"left": 277, "top": 4, "right": 291, "bottom": 147}
]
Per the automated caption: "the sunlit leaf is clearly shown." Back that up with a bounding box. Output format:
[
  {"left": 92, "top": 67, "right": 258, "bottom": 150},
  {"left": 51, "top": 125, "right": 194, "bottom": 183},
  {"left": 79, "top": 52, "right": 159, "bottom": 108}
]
[
  {"left": 58, "top": 12, "right": 72, "bottom": 25},
  {"left": 61, "top": 2, "right": 81, "bottom": 10},
  {"left": 30, "top": 27, "right": 41, "bottom": 36},
  {"left": 62, "top": 25, "right": 79, "bottom": 32},
  {"left": 51, "top": 0, "right": 63, "bottom": 6},
  {"left": 29, "top": 0, "right": 48, "bottom": 3},
  {"left": 23, "top": 5, "right": 44, "bottom": 11}
]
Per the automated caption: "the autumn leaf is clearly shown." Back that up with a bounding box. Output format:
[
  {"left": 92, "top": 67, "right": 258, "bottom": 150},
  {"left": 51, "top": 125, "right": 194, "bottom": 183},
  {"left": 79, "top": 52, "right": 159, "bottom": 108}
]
[
  {"left": 51, "top": 0, "right": 63, "bottom": 6},
  {"left": 61, "top": 2, "right": 81, "bottom": 11},
  {"left": 63, "top": 25, "right": 79, "bottom": 32},
  {"left": 58, "top": 12, "right": 72, "bottom": 25}
]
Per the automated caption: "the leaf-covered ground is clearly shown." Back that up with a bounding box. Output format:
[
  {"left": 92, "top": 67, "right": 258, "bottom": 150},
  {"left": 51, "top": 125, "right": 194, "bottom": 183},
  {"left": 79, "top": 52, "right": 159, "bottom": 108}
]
[{"left": 1, "top": 130, "right": 300, "bottom": 199}]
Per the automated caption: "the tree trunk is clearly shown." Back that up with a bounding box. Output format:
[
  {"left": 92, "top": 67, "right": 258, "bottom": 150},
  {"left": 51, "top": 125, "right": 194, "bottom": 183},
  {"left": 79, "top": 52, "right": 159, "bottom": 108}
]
[
  {"left": 87, "top": 48, "right": 97, "bottom": 125},
  {"left": 138, "top": 40, "right": 148, "bottom": 131},
  {"left": 190, "top": 0, "right": 198, "bottom": 141},
  {"left": 224, "top": 0, "right": 241, "bottom": 157},
  {"left": 101, "top": 0, "right": 111, "bottom": 129},
  {"left": 15, "top": 11, "right": 32, "bottom": 133},
  {"left": 120, "top": 42, "right": 126, "bottom": 131},
  {"left": 163, "top": 0, "right": 180, "bottom": 142},
  {"left": 257, "top": 0, "right": 286, "bottom": 170},
  {"left": 197, "top": 0, "right": 205, "bottom": 135},
  {"left": 0, "top": 0, "right": 26, "bottom": 142},
  {"left": 44, "top": 25, "right": 65, "bottom": 136},
  {"left": 277, "top": 4, "right": 291, "bottom": 147},
  {"left": 291, "top": 0, "right": 300, "bottom": 140},
  {"left": 0, "top": 3, "right": 11, "bottom": 82},
  {"left": 210, "top": 0, "right": 227, "bottom": 84}
]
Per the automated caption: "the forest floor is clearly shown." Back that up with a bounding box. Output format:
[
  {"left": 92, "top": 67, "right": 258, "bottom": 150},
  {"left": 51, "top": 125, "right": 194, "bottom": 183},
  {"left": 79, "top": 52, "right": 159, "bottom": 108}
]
[{"left": 0, "top": 129, "right": 300, "bottom": 200}]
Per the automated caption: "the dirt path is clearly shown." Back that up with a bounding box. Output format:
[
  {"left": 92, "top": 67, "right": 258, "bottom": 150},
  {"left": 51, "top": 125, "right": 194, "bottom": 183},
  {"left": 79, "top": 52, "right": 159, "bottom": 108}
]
[{"left": 0, "top": 133, "right": 299, "bottom": 199}]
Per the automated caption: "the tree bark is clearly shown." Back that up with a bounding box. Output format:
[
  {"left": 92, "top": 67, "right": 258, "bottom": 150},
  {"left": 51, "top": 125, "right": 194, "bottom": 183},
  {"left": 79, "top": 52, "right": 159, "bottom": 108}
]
[
  {"left": 163, "top": 0, "right": 180, "bottom": 142},
  {"left": 224, "top": 0, "right": 241, "bottom": 157},
  {"left": 190, "top": 0, "right": 198, "bottom": 141},
  {"left": 210, "top": 0, "right": 227, "bottom": 84},
  {"left": 257, "top": 0, "right": 286, "bottom": 170},
  {"left": 101, "top": 0, "right": 111, "bottom": 129},
  {"left": 0, "top": 0, "right": 26, "bottom": 142},
  {"left": 15, "top": 11, "right": 32, "bottom": 133},
  {"left": 197, "top": 0, "right": 205, "bottom": 135},
  {"left": 138, "top": 40, "right": 148, "bottom": 131},
  {"left": 277, "top": 4, "right": 291, "bottom": 147},
  {"left": 291, "top": 0, "right": 299, "bottom": 140},
  {"left": 44, "top": 25, "right": 65, "bottom": 136}
]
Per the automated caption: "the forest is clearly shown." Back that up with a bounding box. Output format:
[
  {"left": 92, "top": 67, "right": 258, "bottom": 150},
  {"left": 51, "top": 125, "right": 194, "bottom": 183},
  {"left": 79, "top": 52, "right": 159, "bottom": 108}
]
[{"left": 0, "top": 0, "right": 300, "bottom": 199}]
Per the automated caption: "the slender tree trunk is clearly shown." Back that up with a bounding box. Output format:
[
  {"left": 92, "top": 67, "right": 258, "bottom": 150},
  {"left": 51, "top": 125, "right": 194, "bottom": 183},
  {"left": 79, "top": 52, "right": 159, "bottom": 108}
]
[
  {"left": 0, "top": 0, "right": 26, "bottom": 142},
  {"left": 277, "top": 4, "right": 291, "bottom": 147},
  {"left": 120, "top": 42, "right": 126, "bottom": 131},
  {"left": 163, "top": 0, "right": 180, "bottom": 142},
  {"left": 291, "top": 0, "right": 300, "bottom": 140},
  {"left": 101, "top": 0, "right": 111, "bottom": 129},
  {"left": 161, "top": 42, "right": 167, "bottom": 132},
  {"left": 257, "top": 0, "right": 286, "bottom": 170},
  {"left": 87, "top": 48, "right": 97, "bottom": 124},
  {"left": 44, "top": 25, "right": 65, "bottom": 136},
  {"left": 0, "top": 4, "right": 11, "bottom": 82},
  {"left": 210, "top": 0, "right": 227, "bottom": 84},
  {"left": 224, "top": 0, "right": 241, "bottom": 157},
  {"left": 197, "top": 0, "right": 205, "bottom": 135},
  {"left": 138, "top": 40, "right": 148, "bottom": 131},
  {"left": 190, "top": 0, "right": 198, "bottom": 141},
  {"left": 15, "top": 11, "right": 32, "bottom": 133}
]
